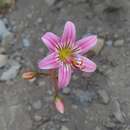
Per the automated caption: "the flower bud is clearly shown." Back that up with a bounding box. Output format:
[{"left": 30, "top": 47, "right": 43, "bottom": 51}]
[
  {"left": 22, "top": 71, "right": 37, "bottom": 80},
  {"left": 54, "top": 96, "right": 64, "bottom": 114}
]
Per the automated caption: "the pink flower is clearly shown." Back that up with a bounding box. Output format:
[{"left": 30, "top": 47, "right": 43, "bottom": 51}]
[
  {"left": 38, "top": 21, "right": 97, "bottom": 89},
  {"left": 54, "top": 96, "right": 64, "bottom": 114}
]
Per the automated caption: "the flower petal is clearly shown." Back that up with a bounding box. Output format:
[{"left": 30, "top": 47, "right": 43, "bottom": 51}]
[
  {"left": 38, "top": 52, "right": 59, "bottom": 69},
  {"left": 75, "top": 55, "right": 96, "bottom": 72},
  {"left": 58, "top": 63, "right": 72, "bottom": 89},
  {"left": 77, "top": 35, "right": 97, "bottom": 54},
  {"left": 61, "top": 21, "right": 76, "bottom": 47},
  {"left": 41, "top": 32, "right": 60, "bottom": 51}
]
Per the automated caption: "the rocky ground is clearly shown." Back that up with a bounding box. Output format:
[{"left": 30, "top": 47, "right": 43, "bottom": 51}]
[{"left": 0, "top": 0, "right": 130, "bottom": 130}]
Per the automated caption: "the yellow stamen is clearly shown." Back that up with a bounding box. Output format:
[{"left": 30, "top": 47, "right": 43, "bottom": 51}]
[{"left": 59, "top": 48, "right": 72, "bottom": 61}]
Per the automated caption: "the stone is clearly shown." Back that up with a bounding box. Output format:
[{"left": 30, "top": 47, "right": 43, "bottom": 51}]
[
  {"left": 91, "top": 38, "right": 104, "bottom": 55},
  {"left": 36, "top": 18, "right": 43, "bottom": 24},
  {"left": 22, "top": 38, "right": 30, "bottom": 48},
  {"left": 61, "top": 126, "right": 69, "bottom": 130},
  {"left": 97, "top": 89, "right": 110, "bottom": 104},
  {"left": 73, "top": 89, "right": 96, "bottom": 103},
  {"left": 95, "top": 126, "right": 101, "bottom": 130},
  {"left": 0, "top": 54, "right": 8, "bottom": 68},
  {"left": 72, "top": 105, "right": 78, "bottom": 109},
  {"left": 0, "top": 47, "right": 6, "bottom": 54},
  {"left": 1, "top": 32, "right": 14, "bottom": 46},
  {"left": 106, "top": 40, "right": 113, "bottom": 47},
  {"left": 111, "top": 99, "right": 125, "bottom": 123},
  {"left": 27, "top": 13, "right": 33, "bottom": 19},
  {"left": 0, "top": 20, "right": 12, "bottom": 40},
  {"left": 0, "top": 116, "right": 7, "bottom": 130},
  {"left": 34, "top": 114, "right": 42, "bottom": 121},
  {"left": 68, "top": 0, "right": 86, "bottom": 3},
  {"left": 72, "top": 74, "right": 78, "bottom": 80},
  {"left": 9, "top": 105, "right": 32, "bottom": 130},
  {"left": 62, "top": 87, "right": 71, "bottom": 95},
  {"left": 0, "top": 104, "right": 32, "bottom": 130},
  {"left": 114, "top": 39, "right": 124, "bottom": 47},
  {"left": 125, "top": 126, "right": 130, "bottom": 130},
  {"left": 38, "top": 80, "right": 46, "bottom": 87},
  {"left": 45, "top": 0, "right": 56, "bottom": 6},
  {"left": 0, "top": 60, "right": 21, "bottom": 81},
  {"left": 104, "top": 119, "right": 115, "bottom": 128},
  {"left": 32, "top": 100, "right": 42, "bottom": 110}
]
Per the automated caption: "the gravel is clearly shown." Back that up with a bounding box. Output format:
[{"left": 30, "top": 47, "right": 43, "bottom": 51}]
[
  {"left": 32, "top": 100, "right": 42, "bottom": 110},
  {"left": 91, "top": 38, "right": 104, "bottom": 55},
  {"left": 34, "top": 114, "right": 42, "bottom": 121},
  {"left": 0, "top": 60, "right": 21, "bottom": 81},
  {"left": 62, "top": 87, "right": 71, "bottom": 95},
  {"left": 111, "top": 98, "right": 125, "bottom": 123},
  {"left": 97, "top": 89, "right": 110, "bottom": 104},
  {"left": 22, "top": 38, "right": 31, "bottom": 48},
  {"left": 61, "top": 126, "right": 69, "bottom": 130},
  {"left": 0, "top": 54, "right": 8, "bottom": 68},
  {"left": 73, "top": 89, "right": 96, "bottom": 104},
  {"left": 45, "top": 0, "right": 56, "bottom": 6},
  {"left": 0, "top": 20, "right": 12, "bottom": 40},
  {"left": 106, "top": 40, "right": 113, "bottom": 47},
  {"left": 114, "top": 39, "right": 124, "bottom": 47}
]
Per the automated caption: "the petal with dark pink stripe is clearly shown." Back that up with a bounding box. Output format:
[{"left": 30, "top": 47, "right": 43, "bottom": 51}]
[
  {"left": 41, "top": 32, "right": 60, "bottom": 51},
  {"left": 38, "top": 52, "right": 59, "bottom": 69},
  {"left": 58, "top": 63, "right": 72, "bottom": 89},
  {"left": 75, "top": 55, "right": 96, "bottom": 72},
  {"left": 61, "top": 21, "right": 76, "bottom": 47},
  {"left": 77, "top": 35, "right": 97, "bottom": 54}
]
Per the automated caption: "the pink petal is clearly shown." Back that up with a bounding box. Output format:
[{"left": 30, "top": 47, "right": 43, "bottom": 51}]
[
  {"left": 41, "top": 32, "right": 60, "bottom": 51},
  {"left": 38, "top": 52, "right": 59, "bottom": 69},
  {"left": 58, "top": 63, "right": 72, "bottom": 89},
  {"left": 61, "top": 21, "right": 76, "bottom": 47},
  {"left": 75, "top": 55, "right": 96, "bottom": 72},
  {"left": 77, "top": 35, "right": 97, "bottom": 54}
]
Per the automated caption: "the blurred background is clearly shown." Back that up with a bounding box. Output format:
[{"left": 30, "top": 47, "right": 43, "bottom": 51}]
[{"left": 0, "top": 0, "right": 130, "bottom": 130}]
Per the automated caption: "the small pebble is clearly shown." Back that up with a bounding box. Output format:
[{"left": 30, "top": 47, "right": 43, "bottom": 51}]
[
  {"left": 106, "top": 40, "right": 113, "bottom": 47},
  {"left": 112, "top": 98, "right": 125, "bottom": 123},
  {"left": 114, "top": 39, "right": 124, "bottom": 47},
  {"left": 62, "top": 87, "right": 71, "bottom": 95},
  {"left": 97, "top": 89, "right": 110, "bottom": 104},
  {"left": 0, "top": 54, "right": 8, "bottom": 68},
  {"left": 38, "top": 80, "right": 46, "bottom": 87},
  {"left": 36, "top": 18, "right": 43, "bottom": 24},
  {"left": 0, "top": 47, "right": 6, "bottom": 54},
  {"left": 27, "top": 13, "right": 33, "bottom": 19},
  {"left": 32, "top": 100, "right": 42, "bottom": 110},
  {"left": 61, "top": 126, "right": 69, "bottom": 130},
  {"left": 72, "top": 105, "right": 78, "bottom": 109},
  {"left": 45, "top": 0, "right": 56, "bottom": 6},
  {"left": 0, "top": 20, "right": 11, "bottom": 39},
  {"left": 22, "top": 38, "right": 30, "bottom": 48},
  {"left": 91, "top": 38, "right": 104, "bottom": 55},
  {"left": 34, "top": 114, "right": 42, "bottom": 121},
  {"left": 72, "top": 74, "right": 78, "bottom": 80},
  {"left": 0, "top": 60, "right": 21, "bottom": 81},
  {"left": 95, "top": 126, "right": 101, "bottom": 130},
  {"left": 104, "top": 118, "right": 115, "bottom": 128},
  {"left": 74, "top": 89, "right": 96, "bottom": 103}
]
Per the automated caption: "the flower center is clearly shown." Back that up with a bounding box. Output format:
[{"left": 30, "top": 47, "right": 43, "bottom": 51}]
[{"left": 59, "top": 48, "right": 72, "bottom": 61}]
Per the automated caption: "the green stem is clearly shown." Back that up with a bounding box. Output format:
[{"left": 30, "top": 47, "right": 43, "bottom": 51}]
[{"left": 48, "top": 70, "right": 59, "bottom": 97}]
